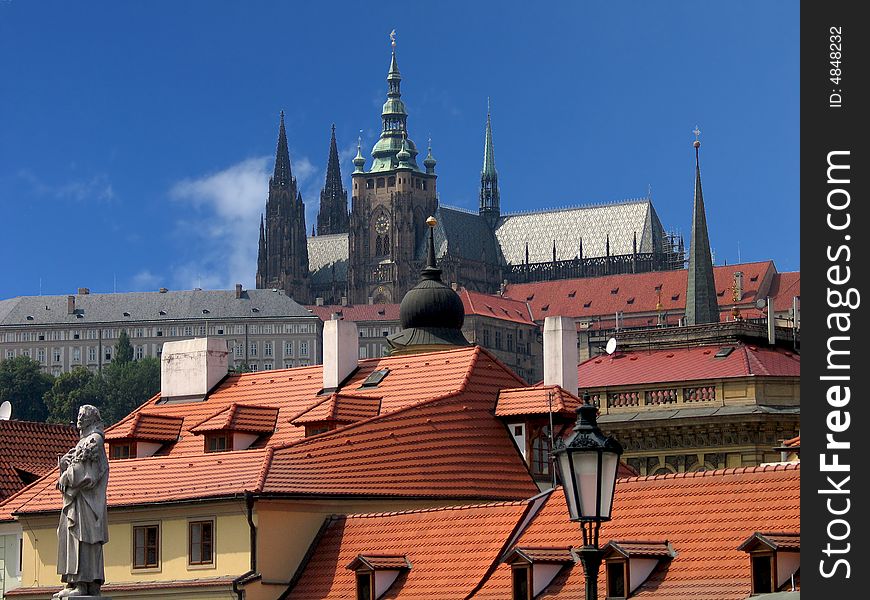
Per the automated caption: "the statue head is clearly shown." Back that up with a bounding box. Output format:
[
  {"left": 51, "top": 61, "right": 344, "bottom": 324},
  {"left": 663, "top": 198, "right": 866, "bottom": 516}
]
[{"left": 76, "top": 405, "right": 103, "bottom": 432}]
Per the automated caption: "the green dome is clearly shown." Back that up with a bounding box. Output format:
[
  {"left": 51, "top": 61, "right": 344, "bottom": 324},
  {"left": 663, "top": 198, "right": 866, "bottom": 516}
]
[{"left": 382, "top": 98, "right": 407, "bottom": 116}]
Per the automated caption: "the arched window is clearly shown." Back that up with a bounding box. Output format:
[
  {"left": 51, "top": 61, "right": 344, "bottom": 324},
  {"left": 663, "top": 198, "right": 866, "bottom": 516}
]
[
  {"left": 382, "top": 234, "right": 390, "bottom": 255},
  {"left": 375, "top": 236, "right": 383, "bottom": 256}
]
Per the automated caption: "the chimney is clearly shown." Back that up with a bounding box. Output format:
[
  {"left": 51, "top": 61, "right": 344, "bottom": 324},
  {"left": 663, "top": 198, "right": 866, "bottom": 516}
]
[
  {"left": 733, "top": 271, "right": 744, "bottom": 301},
  {"left": 322, "top": 318, "right": 359, "bottom": 392},
  {"left": 315, "top": 297, "right": 324, "bottom": 306},
  {"left": 159, "top": 287, "right": 168, "bottom": 293},
  {"left": 340, "top": 296, "right": 348, "bottom": 307},
  {"left": 235, "top": 283, "right": 243, "bottom": 299},
  {"left": 543, "top": 316, "right": 578, "bottom": 397},
  {"left": 160, "top": 338, "right": 229, "bottom": 401},
  {"left": 77, "top": 287, "right": 90, "bottom": 295},
  {"left": 67, "top": 295, "right": 75, "bottom": 315}
]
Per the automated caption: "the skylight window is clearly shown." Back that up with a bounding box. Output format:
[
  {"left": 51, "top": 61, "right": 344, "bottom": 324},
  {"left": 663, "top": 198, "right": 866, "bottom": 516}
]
[
  {"left": 360, "top": 368, "right": 390, "bottom": 388},
  {"left": 714, "top": 347, "right": 735, "bottom": 358}
]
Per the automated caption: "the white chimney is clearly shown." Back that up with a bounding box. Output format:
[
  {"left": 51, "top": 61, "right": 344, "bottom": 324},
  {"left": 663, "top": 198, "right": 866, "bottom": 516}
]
[
  {"left": 543, "top": 316, "right": 579, "bottom": 397},
  {"left": 160, "top": 338, "right": 228, "bottom": 401},
  {"left": 322, "top": 318, "right": 359, "bottom": 391}
]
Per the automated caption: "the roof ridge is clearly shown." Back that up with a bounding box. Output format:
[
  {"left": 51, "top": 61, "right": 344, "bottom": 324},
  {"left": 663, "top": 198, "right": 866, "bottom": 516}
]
[
  {"left": 500, "top": 197, "right": 651, "bottom": 217},
  {"left": 472, "top": 346, "right": 528, "bottom": 388},
  {"left": 341, "top": 497, "right": 532, "bottom": 519},
  {"left": 255, "top": 445, "right": 276, "bottom": 492},
  {"left": 617, "top": 461, "right": 800, "bottom": 483}
]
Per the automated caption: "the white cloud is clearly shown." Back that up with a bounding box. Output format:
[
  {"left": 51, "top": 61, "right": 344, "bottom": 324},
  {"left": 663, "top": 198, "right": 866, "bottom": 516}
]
[
  {"left": 130, "top": 270, "right": 162, "bottom": 291},
  {"left": 18, "top": 170, "right": 115, "bottom": 203},
  {"left": 169, "top": 152, "right": 321, "bottom": 290}
]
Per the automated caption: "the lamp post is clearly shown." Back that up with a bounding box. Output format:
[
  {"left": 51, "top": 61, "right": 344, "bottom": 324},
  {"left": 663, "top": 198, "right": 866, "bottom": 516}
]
[{"left": 554, "top": 393, "right": 623, "bottom": 600}]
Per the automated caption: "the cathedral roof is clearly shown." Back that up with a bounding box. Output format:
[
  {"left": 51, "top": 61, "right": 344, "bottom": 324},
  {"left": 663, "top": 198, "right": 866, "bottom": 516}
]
[
  {"left": 307, "top": 233, "right": 349, "bottom": 286},
  {"left": 495, "top": 198, "right": 662, "bottom": 264},
  {"left": 423, "top": 206, "right": 502, "bottom": 264}
]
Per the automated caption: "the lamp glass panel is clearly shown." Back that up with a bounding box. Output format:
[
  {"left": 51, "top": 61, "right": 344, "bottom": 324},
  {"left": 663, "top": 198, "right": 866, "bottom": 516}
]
[
  {"left": 574, "top": 450, "right": 601, "bottom": 520},
  {"left": 556, "top": 451, "right": 579, "bottom": 520},
  {"left": 599, "top": 451, "right": 620, "bottom": 519}
]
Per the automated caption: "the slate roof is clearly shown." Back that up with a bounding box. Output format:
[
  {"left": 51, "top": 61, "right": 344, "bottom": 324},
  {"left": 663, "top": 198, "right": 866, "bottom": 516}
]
[
  {"left": 577, "top": 342, "right": 800, "bottom": 388},
  {"left": 307, "top": 233, "right": 349, "bottom": 286},
  {"left": 285, "top": 464, "right": 800, "bottom": 600},
  {"left": 0, "top": 288, "right": 314, "bottom": 326},
  {"left": 495, "top": 199, "right": 663, "bottom": 264},
  {"left": 502, "top": 261, "right": 777, "bottom": 321},
  {"left": 0, "top": 420, "right": 78, "bottom": 501},
  {"left": 495, "top": 385, "right": 580, "bottom": 417},
  {"left": 4, "top": 345, "right": 536, "bottom": 517},
  {"left": 426, "top": 206, "right": 503, "bottom": 264}
]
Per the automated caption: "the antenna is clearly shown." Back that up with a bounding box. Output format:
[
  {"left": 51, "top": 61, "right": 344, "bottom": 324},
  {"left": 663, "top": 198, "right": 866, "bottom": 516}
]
[
  {"left": 0, "top": 401, "right": 12, "bottom": 421},
  {"left": 755, "top": 298, "right": 767, "bottom": 311},
  {"left": 605, "top": 337, "right": 618, "bottom": 355}
]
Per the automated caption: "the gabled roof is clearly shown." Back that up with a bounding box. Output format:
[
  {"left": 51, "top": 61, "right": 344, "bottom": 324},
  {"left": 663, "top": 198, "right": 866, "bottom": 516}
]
[
  {"left": 5, "top": 346, "right": 534, "bottom": 517},
  {"left": 307, "top": 233, "right": 349, "bottom": 286},
  {"left": 768, "top": 271, "right": 800, "bottom": 313},
  {"left": 428, "top": 206, "right": 503, "bottom": 265},
  {"left": 104, "top": 412, "right": 184, "bottom": 442},
  {"left": 495, "top": 385, "right": 580, "bottom": 417},
  {"left": 0, "top": 420, "right": 79, "bottom": 501},
  {"left": 505, "top": 547, "right": 574, "bottom": 564},
  {"left": 738, "top": 532, "right": 800, "bottom": 553},
  {"left": 307, "top": 303, "right": 400, "bottom": 323},
  {"left": 502, "top": 261, "right": 777, "bottom": 321},
  {"left": 458, "top": 288, "right": 534, "bottom": 325},
  {"left": 578, "top": 343, "right": 800, "bottom": 388},
  {"left": 290, "top": 392, "right": 382, "bottom": 426},
  {"left": 190, "top": 404, "right": 279, "bottom": 434},
  {"left": 603, "top": 540, "right": 674, "bottom": 559},
  {"left": 286, "top": 464, "right": 800, "bottom": 600},
  {"left": 347, "top": 555, "right": 411, "bottom": 570}
]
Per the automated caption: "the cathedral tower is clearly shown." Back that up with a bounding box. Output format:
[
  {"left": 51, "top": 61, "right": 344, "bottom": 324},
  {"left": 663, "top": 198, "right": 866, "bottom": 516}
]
[
  {"left": 479, "top": 100, "right": 500, "bottom": 228},
  {"left": 684, "top": 128, "right": 719, "bottom": 325},
  {"left": 256, "top": 112, "right": 311, "bottom": 303},
  {"left": 316, "top": 124, "right": 349, "bottom": 235},
  {"left": 348, "top": 33, "right": 438, "bottom": 304}
]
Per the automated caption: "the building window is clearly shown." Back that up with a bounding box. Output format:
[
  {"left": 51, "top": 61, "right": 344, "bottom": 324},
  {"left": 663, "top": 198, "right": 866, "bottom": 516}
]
[
  {"left": 198, "top": 325, "right": 206, "bottom": 336},
  {"left": 104, "top": 347, "right": 112, "bottom": 361},
  {"left": 133, "top": 524, "right": 159, "bottom": 569},
  {"left": 72, "top": 348, "right": 81, "bottom": 363},
  {"left": 111, "top": 443, "right": 133, "bottom": 460},
  {"left": 482, "top": 329, "right": 491, "bottom": 346},
  {"left": 189, "top": 520, "right": 214, "bottom": 566},
  {"left": 263, "top": 363, "right": 273, "bottom": 371},
  {"left": 376, "top": 178, "right": 385, "bottom": 189},
  {"left": 52, "top": 348, "right": 62, "bottom": 363},
  {"left": 249, "top": 342, "right": 258, "bottom": 357},
  {"left": 531, "top": 426, "right": 552, "bottom": 476},
  {"left": 87, "top": 329, "right": 98, "bottom": 340},
  {"left": 249, "top": 364, "right": 259, "bottom": 372},
  {"left": 356, "top": 572, "right": 373, "bottom": 600},
  {"left": 607, "top": 560, "right": 627, "bottom": 598},
  {"left": 299, "top": 341, "right": 309, "bottom": 357},
  {"left": 22, "top": 349, "right": 31, "bottom": 358},
  {"left": 206, "top": 434, "right": 230, "bottom": 453},
  {"left": 751, "top": 555, "right": 774, "bottom": 594},
  {"left": 72, "top": 331, "right": 81, "bottom": 340},
  {"left": 507, "top": 333, "right": 514, "bottom": 352},
  {"left": 183, "top": 326, "right": 193, "bottom": 336},
  {"left": 511, "top": 565, "right": 531, "bottom": 600},
  {"left": 88, "top": 347, "right": 96, "bottom": 363},
  {"left": 359, "top": 346, "right": 368, "bottom": 359},
  {"left": 170, "top": 327, "right": 177, "bottom": 336},
  {"left": 264, "top": 342, "right": 273, "bottom": 357},
  {"left": 366, "top": 178, "right": 374, "bottom": 189},
  {"left": 495, "top": 330, "right": 503, "bottom": 350},
  {"left": 234, "top": 344, "right": 244, "bottom": 358},
  {"left": 284, "top": 341, "right": 293, "bottom": 356},
  {"left": 135, "top": 346, "right": 144, "bottom": 360},
  {"left": 134, "top": 328, "right": 144, "bottom": 338},
  {"left": 5, "top": 350, "right": 13, "bottom": 359},
  {"left": 37, "top": 348, "right": 46, "bottom": 364}
]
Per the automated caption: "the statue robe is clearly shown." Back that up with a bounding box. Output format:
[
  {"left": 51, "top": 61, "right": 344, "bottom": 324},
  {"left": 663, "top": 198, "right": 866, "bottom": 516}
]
[{"left": 56, "top": 430, "right": 109, "bottom": 585}]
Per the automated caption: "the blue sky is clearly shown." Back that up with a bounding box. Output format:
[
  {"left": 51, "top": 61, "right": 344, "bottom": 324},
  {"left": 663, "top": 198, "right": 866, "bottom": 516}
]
[{"left": 0, "top": 1, "right": 799, "bottom": 298}]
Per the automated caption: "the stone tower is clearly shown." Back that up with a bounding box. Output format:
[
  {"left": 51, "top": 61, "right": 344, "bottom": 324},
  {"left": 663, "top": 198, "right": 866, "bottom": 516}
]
[
  {"left": 348, "top": 34, "right": 437, "bottom": 304},
  {"left": 316, "top": 124, "right": 350, "bottom": 235},
  {"left": 684, "top": 130, "right": 719, "bottom": 325},
  {"left": 256, "top": 112, "right": 311, "bottom": 304},
  {"left": 479, "top": 100, "right": 500, "bottom": 228}
]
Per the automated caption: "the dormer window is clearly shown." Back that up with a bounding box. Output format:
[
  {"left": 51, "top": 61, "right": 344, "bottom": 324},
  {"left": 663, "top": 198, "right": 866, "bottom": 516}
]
[
  {"left": 191, "top": 404, "right": 279, "bottom": 451},
  {"left": 105, "top": 413, "right": 184, "bottom": 459},
  {"left": 601, "top": 541, "right": 676, "bottom": 598},
  {"left": 505, "top": 547, "right": 574, "bottom": 600},
  {"left": 110, "top": 443, "right": 133, "bottom": 460},
  {"left": 738, "top": 532, "right": 800, "bottom": 594},
  {"left": 206, "top": 433, "right": 229, "bottom": 453},
  {"left": 347, "top": 554, "right": 410, "bottom": 600}
]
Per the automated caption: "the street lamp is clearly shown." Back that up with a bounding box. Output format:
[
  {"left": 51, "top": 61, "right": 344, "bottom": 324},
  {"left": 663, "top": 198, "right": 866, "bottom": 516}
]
[{"left": 554, "top": 393, "right": 623, "bottom": 600}]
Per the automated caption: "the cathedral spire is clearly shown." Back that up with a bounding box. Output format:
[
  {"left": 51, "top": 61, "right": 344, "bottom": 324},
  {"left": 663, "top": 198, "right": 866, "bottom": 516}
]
[
  {"left": 479, "top": 99, "right": 501, "bottom": 228},
  {"left": 685, "top": 127, "right": 719, "bottom": 325},
  {"left": 257, "top": 214, "right": 267, "bottom": 282},
  {"left": 272, "top": 111, "right": 292, "bottom": 186},
  {"left": 317, "top": 123, "right": 349, "bottom": 235}
]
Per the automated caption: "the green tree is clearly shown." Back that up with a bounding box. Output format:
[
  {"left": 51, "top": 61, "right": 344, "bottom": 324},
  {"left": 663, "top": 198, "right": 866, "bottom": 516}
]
[
  {"left": 0, "top": 356, "right": 54, "bottom": 422},
  {"left": 115, "top": 329, "right": 134, "bottom": 364},
  {"left": 43, "top": 367, "right": 107, "bottom": 425},
  {"left": 101, "top": 356, "right": 160, "bottom": 424}
]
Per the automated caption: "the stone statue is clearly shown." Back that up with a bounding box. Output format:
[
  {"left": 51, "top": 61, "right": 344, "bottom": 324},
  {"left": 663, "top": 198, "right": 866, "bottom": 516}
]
[{"left": 54, "top": 405, "right": 109, "bottom": 598}]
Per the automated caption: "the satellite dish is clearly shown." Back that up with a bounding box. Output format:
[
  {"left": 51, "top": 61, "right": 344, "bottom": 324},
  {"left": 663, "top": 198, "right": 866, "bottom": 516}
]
[
  {"left": 755, "top": 298, "right": 768, "bottom": 310},
  {"left": 605, "top": 337, "right": 618, "bottom": 355},
  {"left": 0, "top": 401, "right": 11, "bottom": 421}
]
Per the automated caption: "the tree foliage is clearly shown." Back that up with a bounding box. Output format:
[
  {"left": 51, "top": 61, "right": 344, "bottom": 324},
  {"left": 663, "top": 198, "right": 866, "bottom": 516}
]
[
  {"left": 115, "top": 330, "right": 134, "bottom": 364},
  {"left": 0, "top": 356, "right": 54, "bottom": 422},
  {"left": 43, "top": 367, "right": 107, "bottom": 425},
  {"left": 101, "top": 356, "right": 160, "bottom": 424}
]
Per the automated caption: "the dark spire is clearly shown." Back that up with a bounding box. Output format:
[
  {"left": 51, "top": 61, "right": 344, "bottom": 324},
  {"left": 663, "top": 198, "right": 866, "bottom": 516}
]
[
  {"left": 256, "top": 214, "right": 267, "bottom": 282},
  {"left": 685, "top": 127, "right": 719, "bottom": 325},
  {"left": 479, "top": 98, "right": 501, "bottom": 228},
  {"left": 317, "top": 124, "right": 349, "bottom": 235},
  {"left": 387, "top": 215, "right": 470, "bottom": 353},
  {"left": 272, "top": 111, "right": 292, "bottom": 186}
]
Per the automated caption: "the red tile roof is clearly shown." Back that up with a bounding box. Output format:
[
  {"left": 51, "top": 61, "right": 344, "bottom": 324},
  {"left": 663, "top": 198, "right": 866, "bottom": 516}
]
[
  {"left": 769, "top": 271, "right": 800, "bottom": 313},
  {"left": 459, "top": 288, "right": 534, "bottom": 325},
  {"left": 0, "top": 420, "right": 79, "bottom": 501},
  {"left": 502, "top": 261, "right": 777, "bottom": 322},
  {"left": 506, "top": 547, "right": 574, "bottom": 563},
  {"left": 285, "top": 464, "right": 799, "bottom": 600},
  {"left": 104, "top": 412, "right": 184, "bottom": 442},
  {"left": 190, "top": 404, "right": 279, "bottom": 434},
  {"left": 738, "top": 532, "right": 800, "bottom": 552},
  {"left": 307, "top": 303, "right": 401, "bottom": 322},
  {"left": 347, "top": 554, "right": 412, "bottom": 570},
  {"left": 604, "top": 540, "right": 674, "bottom": 558},
  {"left": 781, "top": 435, "right": 800, "bottom": 449},
  {"left": 290, "top": 392, "right": 382, "bottom": 426},
  {"left": 577, "top": 343, "right": 800, "bottom": 388},
  {"left": 495, "top": 385, "right": 580, "bottom": 417},
  {"left": 6, "top": 346, "right": 535, "bottom": 517}
]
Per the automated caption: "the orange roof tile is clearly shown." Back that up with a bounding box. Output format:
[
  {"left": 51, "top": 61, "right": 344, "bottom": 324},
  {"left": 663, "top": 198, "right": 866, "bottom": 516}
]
[
  {"left": 286, "top": 464, "right": 799, "bottom": 599},
  {"left": 604, "top": 540, "right": 674, "bottom": 558},
  {"left": 307, "top": 304, "right": 401, "bottom": 322},
  {"left": 0, "top": 420, "right": 78, "bottom": 501},
  {"left": 190, "top": 404, "right": 279, "bottom": 434},
  {"left": 506, "top": 547, "right": 574, "bottom": 563},
  {"left": 104, "top": 412, "right": 184, "bottom": 442},
  {"left": 347, "top": 554, "right": 411, "bottom": 570},
  {"left": 495, "top": 385, "right": 580, "bottom": 417},
  {"left": 290, "top": 392, "right": 382, "bottom": 426},
  {"left": 768, "top": 271, "right": 800, "bottom": 313},
  {"left": 459, "top": 288, "right": 534, "bottom": 325},
  {"left": 503, "top": 261, "right": 777, "bottom": 321},
  {"left": 738, "top": 532, "right": 800, "bottom": 552},
  {"left": 578, "top": 343, "right": 800, "bottom": 388},
  {"left": 781, "top": 435, "right": 800, "bottom": 449}
]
